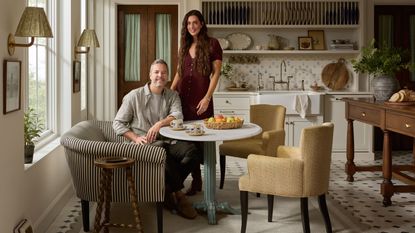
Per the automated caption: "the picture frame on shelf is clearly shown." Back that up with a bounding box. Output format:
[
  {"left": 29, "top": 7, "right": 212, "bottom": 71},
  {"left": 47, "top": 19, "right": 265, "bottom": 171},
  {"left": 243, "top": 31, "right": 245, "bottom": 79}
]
[
  {"left": 3, "top": 60, "right": 21, "bottom": 114},
  {"left": 298, "top": 37, "right": 313, "bottom": 50},
  {"left": 73, "top": 60, "right": 81, "bottom": 93},
  {"left": 308, "top": 30, "right": 326, "bottom": 50}
]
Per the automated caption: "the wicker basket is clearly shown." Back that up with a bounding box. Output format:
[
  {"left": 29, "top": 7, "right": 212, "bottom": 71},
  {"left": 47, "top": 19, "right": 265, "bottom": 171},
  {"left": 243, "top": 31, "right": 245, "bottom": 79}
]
[{"left": 204, "top": 119, "right": 244, "bottom": 129}]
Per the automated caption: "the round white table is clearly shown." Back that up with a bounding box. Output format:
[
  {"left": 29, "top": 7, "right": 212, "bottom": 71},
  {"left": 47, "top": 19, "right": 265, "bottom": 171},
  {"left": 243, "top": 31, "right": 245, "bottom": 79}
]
[{"left": 159, "top": 121, "right": 261, "bottom": 224}]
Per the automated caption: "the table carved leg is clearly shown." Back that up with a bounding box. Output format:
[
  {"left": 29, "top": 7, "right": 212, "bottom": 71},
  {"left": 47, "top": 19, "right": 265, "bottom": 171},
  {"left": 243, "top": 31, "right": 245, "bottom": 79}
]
[
  {"left": 193, "top": 141, "right": 240, "bottom": 225},
  {"left": 381, "top": 130, "right": 393, "bottom": 207},
  {"left": 345, "top": 119, "right": 356, "bottom": 182}
]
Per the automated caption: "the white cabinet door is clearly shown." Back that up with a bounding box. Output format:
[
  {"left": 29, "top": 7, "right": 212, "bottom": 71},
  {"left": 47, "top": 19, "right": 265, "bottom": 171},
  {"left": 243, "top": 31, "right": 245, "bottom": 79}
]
[
  {"left": 285, "top": 116, "right": 322, "bottom": 146},
  {"left": 324, "top": 95, "right": 373, "bottom": 156}
]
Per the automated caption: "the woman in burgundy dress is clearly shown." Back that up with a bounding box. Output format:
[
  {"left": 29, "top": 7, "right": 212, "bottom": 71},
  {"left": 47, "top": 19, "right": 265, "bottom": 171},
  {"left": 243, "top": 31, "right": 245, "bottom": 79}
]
[{"left": 171, "top": 9, "right": 223, "bottom": 195}]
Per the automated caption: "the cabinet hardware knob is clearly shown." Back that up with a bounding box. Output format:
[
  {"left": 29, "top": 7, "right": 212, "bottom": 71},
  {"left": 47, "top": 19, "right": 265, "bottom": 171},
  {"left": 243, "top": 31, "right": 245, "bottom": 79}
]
[
  {"left": 405, "top": 123, "right": 411, "bottom": 128},
  {"left": 225, "top": 100, "right": 230, "bottom": 104},
  {"left": 361, "top": 112, "right": 366, "bottom": 117}
]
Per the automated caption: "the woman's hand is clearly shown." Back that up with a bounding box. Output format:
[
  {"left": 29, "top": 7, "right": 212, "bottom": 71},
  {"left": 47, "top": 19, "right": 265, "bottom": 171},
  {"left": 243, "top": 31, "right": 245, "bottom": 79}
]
[{"left": 196, "top": 97, "right": 210, "bottom": 115}]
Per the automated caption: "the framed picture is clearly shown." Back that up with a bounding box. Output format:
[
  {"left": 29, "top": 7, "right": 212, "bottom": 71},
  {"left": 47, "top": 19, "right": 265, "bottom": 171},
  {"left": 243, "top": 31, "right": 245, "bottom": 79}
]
[
  {"left": 73, "top": 60, "right": 81, "bottom": 93},
  {"left": 298, "top": 37, "right": 313, "bottom": 50},
  {"left": 3, "top": 60, "right": 21, "bottom": 114},
  {"left": 308, "top": 30, "right": 326, "bottom": 50}
]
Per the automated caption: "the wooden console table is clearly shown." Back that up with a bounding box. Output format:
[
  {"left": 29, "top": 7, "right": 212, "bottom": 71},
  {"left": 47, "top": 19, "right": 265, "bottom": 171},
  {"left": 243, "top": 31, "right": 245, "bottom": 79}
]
[{"left": 343, "top": 98, "right": 415, "bottom": 206}]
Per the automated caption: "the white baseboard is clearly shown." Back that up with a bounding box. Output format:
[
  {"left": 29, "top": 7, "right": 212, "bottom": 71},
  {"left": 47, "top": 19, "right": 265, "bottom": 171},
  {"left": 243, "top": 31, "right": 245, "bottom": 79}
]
[{"left": 34, "top": 183, "right": 74, "bottom": 233}]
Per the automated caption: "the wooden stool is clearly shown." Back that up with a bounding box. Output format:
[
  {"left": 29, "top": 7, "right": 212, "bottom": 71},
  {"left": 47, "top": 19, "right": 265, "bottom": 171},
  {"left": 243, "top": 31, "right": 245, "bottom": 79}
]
[{"left": 93, "top": 157, "right": 143, "bottom": 233}]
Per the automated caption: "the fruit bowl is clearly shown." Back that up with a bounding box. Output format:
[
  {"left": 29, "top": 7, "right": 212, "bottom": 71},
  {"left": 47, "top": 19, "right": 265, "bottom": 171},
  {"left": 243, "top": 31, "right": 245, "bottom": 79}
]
[{"left": 204, "top": 118, "right": 244, "bottom": 129}]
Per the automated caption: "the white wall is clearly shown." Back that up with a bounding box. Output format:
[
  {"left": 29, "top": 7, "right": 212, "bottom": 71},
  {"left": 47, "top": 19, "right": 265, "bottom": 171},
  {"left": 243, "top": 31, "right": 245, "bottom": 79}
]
[{"left": 0, "top": 0, "right": 81, "bottom": 232}]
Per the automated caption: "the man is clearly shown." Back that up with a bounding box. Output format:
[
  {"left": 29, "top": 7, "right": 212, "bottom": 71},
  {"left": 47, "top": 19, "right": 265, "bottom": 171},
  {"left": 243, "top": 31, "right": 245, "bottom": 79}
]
[{"left": 113, "top": 59, "right": 200, "bottom": 219}]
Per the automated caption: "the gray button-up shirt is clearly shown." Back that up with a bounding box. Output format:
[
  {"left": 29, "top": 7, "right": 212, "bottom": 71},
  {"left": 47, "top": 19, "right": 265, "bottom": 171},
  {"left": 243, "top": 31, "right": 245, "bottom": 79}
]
[{"left": 113, "top": 84, "right": 183, "bottom": 136}]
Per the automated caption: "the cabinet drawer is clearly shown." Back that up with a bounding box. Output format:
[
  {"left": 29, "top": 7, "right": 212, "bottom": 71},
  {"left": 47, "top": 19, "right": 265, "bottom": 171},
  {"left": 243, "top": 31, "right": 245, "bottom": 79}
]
[
  {"left": 348, "top": 105, "right": 381, "bottom": 126},
  {"left": 386, "top": 112, "right": 415, "bottom": 137},
  {"left": 214, "top": 97, "right": 250, "bottom": 109}
]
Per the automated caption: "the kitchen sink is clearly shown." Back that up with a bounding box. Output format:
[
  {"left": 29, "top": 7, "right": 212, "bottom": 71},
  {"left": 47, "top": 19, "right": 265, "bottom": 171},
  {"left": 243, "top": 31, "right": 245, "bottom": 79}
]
[{"left": 255, "top": 91, "right": 324, "bottom": 115}]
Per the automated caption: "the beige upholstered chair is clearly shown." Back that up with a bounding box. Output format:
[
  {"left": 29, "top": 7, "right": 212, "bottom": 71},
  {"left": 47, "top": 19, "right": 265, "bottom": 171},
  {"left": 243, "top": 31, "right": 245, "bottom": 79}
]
[
  {"left": 219, "top": 104, "right": 286, "bottom": 189},
  {"left": 239, "top": 122, "right": 334, "bottom": 233},
  {"left": 61, "top": 120, "right": 166, "bottom": 233}
]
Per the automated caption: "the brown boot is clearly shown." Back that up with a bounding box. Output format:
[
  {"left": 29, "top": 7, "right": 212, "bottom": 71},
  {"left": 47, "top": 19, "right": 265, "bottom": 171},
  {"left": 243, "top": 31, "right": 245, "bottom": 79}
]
[
  {"left": 185, "top": 167, "right": 202, "bottom": 196},
  {"left": 175, "top": 191, "right": 197, "bottom": 219}
]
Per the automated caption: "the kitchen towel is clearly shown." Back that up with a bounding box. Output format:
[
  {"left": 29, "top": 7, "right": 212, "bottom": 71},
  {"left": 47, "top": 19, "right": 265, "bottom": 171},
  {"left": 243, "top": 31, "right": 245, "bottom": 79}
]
[{"left": 293, "top": 95, "right": 309, "bottom": 118}]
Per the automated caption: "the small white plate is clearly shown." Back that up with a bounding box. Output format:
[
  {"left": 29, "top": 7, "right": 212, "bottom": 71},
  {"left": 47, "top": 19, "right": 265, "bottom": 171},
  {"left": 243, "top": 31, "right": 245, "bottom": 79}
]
[{"left": 218, "top": 38, "right": 230, "bottom": 50}]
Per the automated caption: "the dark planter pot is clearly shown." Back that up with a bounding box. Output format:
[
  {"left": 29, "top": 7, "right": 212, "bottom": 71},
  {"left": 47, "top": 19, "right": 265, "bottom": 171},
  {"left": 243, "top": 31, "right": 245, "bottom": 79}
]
[
  {"left": 24, "top": 145, "right": 35, "bottom": 164},
  {"left": 371, "top": 75, "right": 400, "bottom": 101}
]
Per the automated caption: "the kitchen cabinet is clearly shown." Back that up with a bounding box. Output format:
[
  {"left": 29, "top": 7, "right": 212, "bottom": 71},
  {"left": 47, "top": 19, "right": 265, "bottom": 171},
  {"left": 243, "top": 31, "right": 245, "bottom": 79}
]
[
  {"left": 285, "top": 115, "right": 323, "bottom": 146},
  {"left": 201, "top": 0, "right": 364, "bottom": 55},
  {"left": 324, "top": 94, "right": 373, "bottom": 158},
  {"left": 213, "top": 93, "right": 255, "bottom": 122}
]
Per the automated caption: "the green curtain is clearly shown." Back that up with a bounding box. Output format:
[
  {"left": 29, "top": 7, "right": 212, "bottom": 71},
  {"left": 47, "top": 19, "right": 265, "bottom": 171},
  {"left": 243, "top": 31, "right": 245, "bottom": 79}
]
[
  {"left": 410, "top": 15, "right": 415, "bottom": 81},
  {"left": 378, "top": 15, "right": 393, "bottom": 47},
  {"left": 156, "top": 14, "right": 172, "bottom": 80},
  {"left": 124, "top": 14, "right": 140, "bottom": 82}
]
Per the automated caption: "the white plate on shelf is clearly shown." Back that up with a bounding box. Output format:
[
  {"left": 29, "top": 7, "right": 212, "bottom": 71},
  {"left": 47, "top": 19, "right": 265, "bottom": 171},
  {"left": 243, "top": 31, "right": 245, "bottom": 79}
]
[
  {"left": 226, "top": 33, "right": 252, "bottom": 50},
  {"left": 217, "top": 38, "right": 230, "bottom": 50}
]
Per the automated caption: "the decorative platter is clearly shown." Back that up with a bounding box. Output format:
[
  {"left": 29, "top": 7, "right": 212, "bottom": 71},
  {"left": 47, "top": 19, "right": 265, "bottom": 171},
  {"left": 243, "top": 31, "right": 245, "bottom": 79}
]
[
  {"left": 384, "top": 101, "right": 415, "bottom": 106},
  {"left": 226, "top": 33, "right": 252, "bottom": 50},
  {"left": 217, "top": 38, "right": 230, "bottom": 50}
]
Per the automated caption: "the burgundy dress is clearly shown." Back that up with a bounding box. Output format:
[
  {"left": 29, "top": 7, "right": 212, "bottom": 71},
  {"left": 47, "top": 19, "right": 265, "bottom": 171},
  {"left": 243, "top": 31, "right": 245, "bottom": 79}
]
[{"left": 177, "top": 38, "right": 223, "bottom": 120}]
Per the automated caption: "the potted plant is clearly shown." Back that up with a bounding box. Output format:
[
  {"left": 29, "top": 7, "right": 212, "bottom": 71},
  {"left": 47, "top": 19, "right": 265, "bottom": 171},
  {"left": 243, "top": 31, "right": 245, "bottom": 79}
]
[
  {"left": 352, "top": 39, "right": 413, "bottom": 101},
  {"left": 24, "top": 108, "right": 43, "bottom": 163},
  {"left": 220, "top": 62, "right": 234, "bottom": 89}
]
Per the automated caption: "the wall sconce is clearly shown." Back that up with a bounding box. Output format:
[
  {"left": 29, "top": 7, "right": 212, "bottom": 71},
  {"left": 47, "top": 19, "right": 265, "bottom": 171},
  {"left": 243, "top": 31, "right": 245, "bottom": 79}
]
[
  {"left": 7, "top": 7, "right": 53, "bottom": 56},
  {"left": 74, "top": 29, "right": 100, "bottom": 55}
]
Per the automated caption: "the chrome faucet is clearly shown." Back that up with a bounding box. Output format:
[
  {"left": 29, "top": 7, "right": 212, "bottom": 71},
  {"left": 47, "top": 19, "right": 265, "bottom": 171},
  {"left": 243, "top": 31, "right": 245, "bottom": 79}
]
[
  {"left": 257, "top": 72, "right": 264, "bottom": 90},
  {"left": 271, "top": 59, "right": 289, "bottom": 90}
]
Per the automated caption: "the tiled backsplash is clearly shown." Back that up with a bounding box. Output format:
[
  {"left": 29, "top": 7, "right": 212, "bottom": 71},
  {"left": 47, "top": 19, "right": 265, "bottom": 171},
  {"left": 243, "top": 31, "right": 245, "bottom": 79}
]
[{"left": 218, "top": 56, "right": 357, "bottom": 91}]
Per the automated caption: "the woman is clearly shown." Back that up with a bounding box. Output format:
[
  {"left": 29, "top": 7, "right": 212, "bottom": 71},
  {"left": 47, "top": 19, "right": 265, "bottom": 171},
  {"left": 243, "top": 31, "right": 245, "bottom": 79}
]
[{"left": 171, "top": 9, "right": 223, "bottom": 195}]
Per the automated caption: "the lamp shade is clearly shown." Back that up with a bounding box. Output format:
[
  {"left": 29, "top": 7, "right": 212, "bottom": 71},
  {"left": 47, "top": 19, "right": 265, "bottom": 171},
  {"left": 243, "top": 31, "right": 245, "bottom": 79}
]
[
  {"left": 77, "top": 29, "right": 100, "bottom": 48},
  {"left": 15, "top": 7, "right": 53, "bottom": 38}
]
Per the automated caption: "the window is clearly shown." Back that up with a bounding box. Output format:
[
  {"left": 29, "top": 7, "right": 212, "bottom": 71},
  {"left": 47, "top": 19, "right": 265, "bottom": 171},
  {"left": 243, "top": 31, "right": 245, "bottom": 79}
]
[{"left": 27, "top": 0, "right": 56, "bottom": 143}]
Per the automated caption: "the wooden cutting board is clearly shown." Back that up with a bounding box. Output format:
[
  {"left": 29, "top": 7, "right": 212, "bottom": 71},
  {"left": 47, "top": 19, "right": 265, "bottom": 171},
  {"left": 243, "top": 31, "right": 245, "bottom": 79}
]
[{"left": 321, "top": 58, "right": 349, "bottom": 90}]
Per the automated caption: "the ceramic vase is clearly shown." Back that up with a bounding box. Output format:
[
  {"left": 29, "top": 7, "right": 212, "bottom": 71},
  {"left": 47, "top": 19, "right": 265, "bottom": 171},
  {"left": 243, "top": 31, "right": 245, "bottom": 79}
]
[{"left": 371, "top": 75, "right": 400, "bottom": 101}]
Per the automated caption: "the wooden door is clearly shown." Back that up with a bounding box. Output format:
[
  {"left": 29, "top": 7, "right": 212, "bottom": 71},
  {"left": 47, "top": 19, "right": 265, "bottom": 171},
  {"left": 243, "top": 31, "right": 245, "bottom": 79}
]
[
  {"left": 374, "top": 5, "right": 415, "bottom": 151},
  {"left": 117, "top": 5, "right": 178, "bottom": 107}
]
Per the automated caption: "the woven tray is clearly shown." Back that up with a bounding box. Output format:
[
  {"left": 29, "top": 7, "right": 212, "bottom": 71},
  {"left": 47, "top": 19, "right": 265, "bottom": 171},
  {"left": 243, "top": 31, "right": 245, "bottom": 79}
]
[{"left": 204, "top": 119, "right": 244, "bottom": 129}]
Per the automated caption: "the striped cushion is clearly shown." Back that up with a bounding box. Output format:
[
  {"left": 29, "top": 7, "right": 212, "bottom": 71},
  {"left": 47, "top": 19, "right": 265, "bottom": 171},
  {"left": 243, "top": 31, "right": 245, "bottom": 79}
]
[{"left": 61, "top": 121, "right": 166, "bottom": 202}]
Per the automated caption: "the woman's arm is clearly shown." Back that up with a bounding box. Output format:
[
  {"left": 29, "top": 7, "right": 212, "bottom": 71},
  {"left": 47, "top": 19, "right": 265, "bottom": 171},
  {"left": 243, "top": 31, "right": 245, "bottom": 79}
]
[
  {"left": 170, "top": 66, "right": 181, "bottom": 91},
  {"left": 196, "top": 59, "right": 222, "bottom": 115}
]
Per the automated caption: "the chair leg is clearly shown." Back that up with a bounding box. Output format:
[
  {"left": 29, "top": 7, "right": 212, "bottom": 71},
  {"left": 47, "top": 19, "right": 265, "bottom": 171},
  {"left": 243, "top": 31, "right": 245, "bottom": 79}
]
[
  {"left": 267, "top": 195, "right": 274, "bottom": 222},
  {"left": 300, "top": 197, "right": 310, "bottom": 233},
  {"left": 81, "top": 199, "right": 90, "bottom": 232},
  {"left": 219, "top": 155, "right": 226, "bottom": 189},
  {"left": 156, "top": 202, "right": 163, "bottom": 233},
  {"left": 318, "top": 194, "right": 332, "bottom": 233},
  {"left": 240, "top": 191, "right": 248, "bottom": 233}
]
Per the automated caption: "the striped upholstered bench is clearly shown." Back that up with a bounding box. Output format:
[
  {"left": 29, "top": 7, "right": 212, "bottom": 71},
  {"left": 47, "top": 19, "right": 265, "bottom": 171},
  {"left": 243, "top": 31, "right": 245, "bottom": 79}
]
[{"left": 61, "top": 120, "right": 166, "bottom": 233}]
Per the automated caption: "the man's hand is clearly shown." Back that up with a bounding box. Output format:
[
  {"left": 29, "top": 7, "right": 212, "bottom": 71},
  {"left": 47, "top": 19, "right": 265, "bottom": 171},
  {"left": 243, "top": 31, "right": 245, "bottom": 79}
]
[
  {"left": 132, "top": 135, "right": 148, "bottom": 145},
  {"left": 146, "top": 122, "right": 162, "bottom": 144}
]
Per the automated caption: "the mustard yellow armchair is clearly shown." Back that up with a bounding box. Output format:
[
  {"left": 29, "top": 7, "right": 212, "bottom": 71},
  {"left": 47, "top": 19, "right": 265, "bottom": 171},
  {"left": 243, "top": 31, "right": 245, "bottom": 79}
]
[
  {"left": 219, "top": 104, "right": 286, "bottom": 189},
  {"left": 239, "top": 123, "right": 334, "bottom": 233}
]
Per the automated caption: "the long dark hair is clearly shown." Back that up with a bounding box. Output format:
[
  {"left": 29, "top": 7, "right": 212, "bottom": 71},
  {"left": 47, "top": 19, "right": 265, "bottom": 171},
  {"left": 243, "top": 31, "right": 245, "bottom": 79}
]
[{"left": 178, "top": 10, "right": 211, "bottom": 77}]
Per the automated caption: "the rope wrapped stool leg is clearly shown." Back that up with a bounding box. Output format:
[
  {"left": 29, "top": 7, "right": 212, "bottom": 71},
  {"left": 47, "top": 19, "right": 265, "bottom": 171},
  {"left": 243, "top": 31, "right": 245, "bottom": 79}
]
[{"left": 93, "top": 157, "right": 144, "bottom": 233}]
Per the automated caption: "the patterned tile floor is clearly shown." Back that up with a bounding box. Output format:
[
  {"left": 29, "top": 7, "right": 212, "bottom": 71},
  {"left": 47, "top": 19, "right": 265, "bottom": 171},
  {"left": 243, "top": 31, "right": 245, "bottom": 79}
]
[{"left": 47, "top": 151, "right": 415, "bottom": 233}]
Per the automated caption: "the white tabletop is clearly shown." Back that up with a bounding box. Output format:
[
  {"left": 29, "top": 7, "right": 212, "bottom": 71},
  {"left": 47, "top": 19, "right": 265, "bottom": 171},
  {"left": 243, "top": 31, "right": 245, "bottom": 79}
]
[{"left": 159, "top": 121, "right": 262, "bottom": 142}]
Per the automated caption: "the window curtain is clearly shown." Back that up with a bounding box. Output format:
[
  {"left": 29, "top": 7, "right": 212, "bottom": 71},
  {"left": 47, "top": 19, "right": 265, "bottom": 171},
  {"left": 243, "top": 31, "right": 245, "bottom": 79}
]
[
  {"left": 156, "top": 14, "right": 172, "bottom": 80},
  {"left": 378, "top": 15, "right": 393, "bottom": 48},
  {"left": 124, "top": 14, "right": 140, "bottom": 81},
  {"left": 410, "top": 15, "right": 415, "bottom": 81}
]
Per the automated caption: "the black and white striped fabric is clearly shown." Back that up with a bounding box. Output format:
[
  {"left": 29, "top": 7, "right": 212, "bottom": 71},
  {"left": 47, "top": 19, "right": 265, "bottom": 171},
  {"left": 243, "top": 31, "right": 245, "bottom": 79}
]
[{"left": 60, "top": 120, "right": 166, "bottom": 203}]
